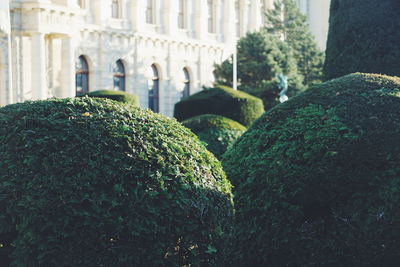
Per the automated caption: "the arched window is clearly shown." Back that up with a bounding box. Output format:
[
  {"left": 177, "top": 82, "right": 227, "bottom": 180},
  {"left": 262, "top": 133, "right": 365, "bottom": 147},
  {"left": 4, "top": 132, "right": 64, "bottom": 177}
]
[
  {"left": 76, "top": 55, "right": 89, "bottom": 96},
  {"left": 113, "top": 60, "right": 125, "bottom": 91},
  {"left": 182, "top": 67, "right": 190, "bottom": 99},
  {"left": 148, "top": 64, "right": 159, "bottom": 112},
  {"left": 112, "top": 0, "right": 119, "bottom": 18}
]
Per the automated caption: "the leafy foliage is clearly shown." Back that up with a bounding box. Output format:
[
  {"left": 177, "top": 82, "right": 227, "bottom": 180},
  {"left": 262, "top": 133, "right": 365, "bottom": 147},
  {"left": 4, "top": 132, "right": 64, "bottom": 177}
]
[
  {"left": 223, "top": 73, "right": 400, "bottom": 266},
  {"left": 215, "top": 31, "right": 299, "bottom": 89},
  {"left": 174, "top": 86, "right": 264, "bottom": 127},
  {"left": 214, "top": 0, "right": 324, "bottom": 110},
  {"left": 0, "top": 97, "right": 234, "bottom": 266},
  {"left": 182, "top": 114, "right": 246, "bottom": 159},
  {"left": 214, "top": 31, "right": 303, "bottom": 109},
  {"left": 82, "top": 90, "right": 139, "bottom": 108},
  {"left": 265, "top": 0, "right": 325, "bottom": 85},
  {"left": 324, "top": 0, "right": 400, "bottom": 79}
]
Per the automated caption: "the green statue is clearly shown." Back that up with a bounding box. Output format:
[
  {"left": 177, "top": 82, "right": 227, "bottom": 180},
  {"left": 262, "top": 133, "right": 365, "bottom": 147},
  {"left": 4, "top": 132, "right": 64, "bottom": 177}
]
[{"left": 277, "top": 74, "right": 288, "bottom": 103}]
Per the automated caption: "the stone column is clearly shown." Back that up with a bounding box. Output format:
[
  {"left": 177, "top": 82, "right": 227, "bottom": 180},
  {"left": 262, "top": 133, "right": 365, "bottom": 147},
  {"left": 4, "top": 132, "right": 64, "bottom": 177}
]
[
  {"left": 0, "top": 43, "right": 13, "bottom": 106},
  {"left": 10, "top": 34, "right": 20, "bottom": 103},
  {"left": 250, "top": 0, "right": 262, "bottom": 31},
  {"left": 131, "top": 0, "right": 147, "bottom": 32},
  {"left": 195, "top": 0, "right": 208, "bottom": 39},
  {"left": 186, "top": 0, "right": 193, "bottom": 36},
  {"left": 31, "top": 32, "right": 47, "bottom": 100},
  {"left": 90, "top": 0, "right": 108, "bottom": 25},
  {"left": 0, "top": 0, "right": 13, "bottom": 105},
  {"left": 214, "top": 0, "right": 222, "bottom": 36},
  {"left": 222, "top": 0, "right": 236, "bottom": 50},
  {"left": 61, "top": 35, "right": 75, "bottom": 97},
  {"left": 162, "top": 0, "right": 178, "bottom": 35},
  {"left": 241, "top": 0, "right": 250, "bottom": 34}
]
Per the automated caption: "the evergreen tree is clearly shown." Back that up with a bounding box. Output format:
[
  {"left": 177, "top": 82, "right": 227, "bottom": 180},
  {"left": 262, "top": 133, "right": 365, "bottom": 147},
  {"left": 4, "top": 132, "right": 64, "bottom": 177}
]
[
  {"left": 264, "top": 0, "right": 324, "bottom": 85},
  {"left": 214, "top": 31, "right": 303, "bottom": 110},
  {"left": 215, "top": 31, "right": 298, "bottom": 89},
  {"left": 324, "top": 0, "right": 400, "bottom": 80}
]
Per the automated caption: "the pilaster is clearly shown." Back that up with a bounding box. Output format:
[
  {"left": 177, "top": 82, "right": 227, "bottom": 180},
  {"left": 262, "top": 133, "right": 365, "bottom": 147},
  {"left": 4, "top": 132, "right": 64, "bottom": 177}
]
[
  {"left": 194, "top": 1, "right": 208, "bottom": 39},
  {"left": 223, "top": 0, "right": 235, "bottom": 47},
  {"left": 250, "top": 0, "right": 262, "bottom": 31},
  {"left": 214, "top": 0, "right": 222, "bottom": 36},
  {"left": 162, "top": 0, "right": 178, "bottom": 36},
  {"left": 131, "top": 0, "right": 147, "bottom": 32},
  {"left": 0, "top": 0, "right": 13, "bottom": 105},
  {"left": 240, "top": 0, "right": 250, "bottom": 35},
  {"left": 31, "top": 32, "right": 47, "bottom": 100},
  {"left": 90, "top": 0, "right": 108, "bottom": 25},
  {"left": 61, "top": 35, "right": 75, "bottom": 97}
]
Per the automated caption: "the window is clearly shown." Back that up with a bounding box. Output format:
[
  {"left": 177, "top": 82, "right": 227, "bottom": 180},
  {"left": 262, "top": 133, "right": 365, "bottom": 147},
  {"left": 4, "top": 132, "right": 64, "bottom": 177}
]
[
  {"left": 76, "top": 55, "right": 89, "bottom": 96},
  {"left": 207, "top": 0, "right": 215, "bottom": 33},
  {"left": 182, "top": 68, "right": 190, "bottom": 99},
  {"left": 112, "top": 0, "right": 119, "bottom": 18},
  {"left": 148, "top": 64, "right": 159, "bottom": 112},
  {"left": 146, "top": 0, "right": 154, "bottom": 24},
  {"left": 178, "top": 0, "right": 187, "bottom": 29},
  {"left": 113, "top": 60, "right": 125, "bottom": 91}
]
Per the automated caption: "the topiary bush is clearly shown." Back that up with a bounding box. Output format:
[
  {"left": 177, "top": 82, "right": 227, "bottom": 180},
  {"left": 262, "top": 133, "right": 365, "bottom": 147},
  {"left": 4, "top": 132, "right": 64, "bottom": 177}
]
[
  {"left": 182, "top": 114, "right": 246, "bottom": 159},
  {"left": 0, "top": 97, "right": 234, "bottom": 266},
  {"left": 82, "top": 90, "right": 139, "bottom": 108},
  {"left": 324, "top": 0, "right": 400, "bottom": 80},
  {"left": 174, "top": 86, "right": 264, "bottom": 127},
  {"left": 223, "top": 73, "right": 400, "bottom": 266}
]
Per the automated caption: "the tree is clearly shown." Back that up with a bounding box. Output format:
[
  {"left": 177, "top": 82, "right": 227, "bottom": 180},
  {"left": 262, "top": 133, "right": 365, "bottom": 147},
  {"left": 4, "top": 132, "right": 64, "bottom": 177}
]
[
  {"left": 214, "top": 31, "right": 303, "bottom": 110},
  {"left": 265, "top": 0, "right": 324, "bottom": 85},
  {"left": 324, "top": 0, "right": 400, "bottom": 80}
]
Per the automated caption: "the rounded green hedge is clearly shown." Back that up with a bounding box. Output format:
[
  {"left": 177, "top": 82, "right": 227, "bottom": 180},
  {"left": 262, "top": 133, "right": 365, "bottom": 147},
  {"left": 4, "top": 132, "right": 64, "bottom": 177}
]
[
  {"left": 0, "top": 98, "right": 234, "bottom": 266},
  {"left": 223, "top": 73, "right": 400, "bottom": 266},
  {"left": 182, "top": 114, "right": 246, "bottom": 159},
  {"left": 324, "top": 0, "right": 400, "bottom": 80},
  {"left": 82, "top": 90, "right": 139, "bottom": 107},
  {"left": 174, "top": 86, "right": 264, "bottom": 127}
]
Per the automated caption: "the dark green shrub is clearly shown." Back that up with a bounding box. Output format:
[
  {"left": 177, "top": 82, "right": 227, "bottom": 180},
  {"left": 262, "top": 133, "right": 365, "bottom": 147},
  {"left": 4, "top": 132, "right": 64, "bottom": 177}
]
[
  {"left": 324, "top": 0, "right": 400, "bottom": 80},
  {"left": 174, "top": 86, "right": 264, "bottom": 127},
  {"left": 240, "top": 80, "right": 306, "bottom": 111},
  {"left": 83, "top": 90, "right": 139, "bottom": 107},
  {"left": 223, "top": 73, "right": 400, "bottom": 266},
  {"left": 0, "top": 97, "right": 234, "bottom": 266},
  {"left": 182, "top": 114, "right": 246, "bottom": 159}
]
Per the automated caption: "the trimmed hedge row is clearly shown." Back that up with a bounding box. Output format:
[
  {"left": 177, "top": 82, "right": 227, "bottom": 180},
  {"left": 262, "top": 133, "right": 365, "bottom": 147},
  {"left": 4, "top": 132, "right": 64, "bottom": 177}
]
[
  {"left": 174, "top": 86, "right": 264, "bottom": 127},
  {"left": 182, "top": 114, "right": 246, "bottom": 159},
  {"left": 0, "top": 98, "right": 233, "bottom": 266},
  {"left": 223, "top": 73, "right": 400, "bottom": 266},
  {"left": 82, "top": 90, "right": 139, "bottom": 107}
]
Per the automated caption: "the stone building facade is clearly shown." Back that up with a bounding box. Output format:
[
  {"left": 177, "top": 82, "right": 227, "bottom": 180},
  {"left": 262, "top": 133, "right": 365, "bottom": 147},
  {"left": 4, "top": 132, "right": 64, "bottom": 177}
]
[{"left": 0, "top": 0, "right": 329, "bottom": 117}]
